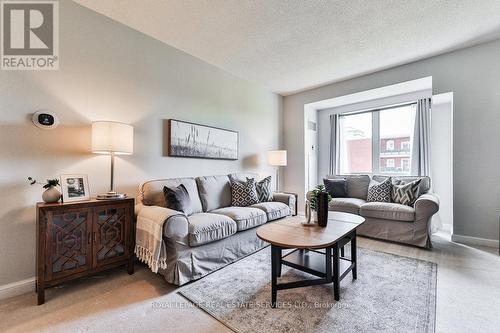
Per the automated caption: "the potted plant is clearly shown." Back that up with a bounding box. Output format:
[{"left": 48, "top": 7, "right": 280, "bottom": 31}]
[
  {"left": 306, "top": 184, "right": 332, "bottom": 223},
  {"left": 28, "top": 177, "right": 61, "bottom": 203}
]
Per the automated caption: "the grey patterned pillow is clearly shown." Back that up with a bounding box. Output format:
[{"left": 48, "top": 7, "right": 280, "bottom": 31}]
[
  {"left": 252, "top": 176, "right": 273, "bottom": 202},
  {"left": 367, "top": 177, "right": 392, "bottom": 202},
  {"left": 392, "top": 179, "right": 421, "bottom": 206},
  {"left": 230, "top": 178, "right": 259, "bottom": 207}
]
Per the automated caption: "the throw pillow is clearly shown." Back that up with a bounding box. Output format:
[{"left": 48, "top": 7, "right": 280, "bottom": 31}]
[
  {"left": 252, "top": 176, "right": 273, "bottom": 202},
  {"left": 392, "top": 177, "right": 426, "bottom": 198},
  {"left": 323, "top": 178, "right": 347, "bottom": 198},
  {"left": 163, "top": 184, "right": 192, "bottom": 215},
  {"left": 392, "top": 179, "right": 422, "bottom": 206},
  {"left": 230, "top": 178, "right": 259, "bottom": 207},
  {"left": 367, "top": 177, "right": 392, "bottom": 202}
]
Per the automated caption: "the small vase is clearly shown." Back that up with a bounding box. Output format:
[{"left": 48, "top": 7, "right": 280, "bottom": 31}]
[
  {"left": 317, "top": 192, "right": 329, "bottom": 227},
  {"left": 42, "top": 186, "right": 61, "bottom": 203}
]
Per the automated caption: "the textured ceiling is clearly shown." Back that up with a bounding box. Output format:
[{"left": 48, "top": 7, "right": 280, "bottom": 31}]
[{"left": 73, "top": 0, "right": 500, "bottom": 95}]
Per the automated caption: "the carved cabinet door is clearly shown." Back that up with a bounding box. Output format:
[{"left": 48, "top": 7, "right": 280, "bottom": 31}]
[
  {"left": 92, "top": 204, "right": 131, "bottom": 268},
  {"left": 45, "top": 208, "right": 93, "bottom": 280}
]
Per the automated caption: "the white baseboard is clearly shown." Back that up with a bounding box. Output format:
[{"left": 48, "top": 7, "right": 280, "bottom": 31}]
[
  {"left": 451, "top": 234, "right": 499, "bottom": 248},
  {"left": 0, "top": 277, "right": 36, "bottom": 301}
]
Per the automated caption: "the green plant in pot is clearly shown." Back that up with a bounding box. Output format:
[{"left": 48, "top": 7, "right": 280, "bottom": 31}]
[
  {"left": 28, "top": 177, "right": 61, "bottom": 203},
  {"left": 305, "top": 184, "right": 332, "bottom": 223}
]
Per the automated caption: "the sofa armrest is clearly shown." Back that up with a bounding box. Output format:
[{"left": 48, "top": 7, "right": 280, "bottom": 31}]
[
  {"left": 136, "top": 203, "right": 189, "bottom": 240},
  {"left": 414, "top": 193, "right": 440, "bottom": 222},
  {"left": 273, "top": 192, "right": 297, "bottom": 216}
]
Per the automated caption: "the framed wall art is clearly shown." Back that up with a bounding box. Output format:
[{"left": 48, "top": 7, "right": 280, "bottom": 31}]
[{"left": 168, "top": 119, "right": 238, "bottom": 160}]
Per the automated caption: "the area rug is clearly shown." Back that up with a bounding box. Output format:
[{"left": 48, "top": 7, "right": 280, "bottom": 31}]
[{"left": 178, "top": 246, "right": 437, "bottom": 333}]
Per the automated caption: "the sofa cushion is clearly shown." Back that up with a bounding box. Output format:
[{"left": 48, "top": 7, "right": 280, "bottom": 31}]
[
  {"left": 196, "top": 175, "right": 232, "bottom": 212},
  {"left": 329, "top": 198, "right": 366, "bottom": 214},
  {"left": 210, "top": 207, "right": 267, "bottom": 231},
  {"left": 360, "top": 202, "right": 415, "bottom": 222},
  {"left": 255, "top": 176, "right": 273, "bottom": 202},
  {"left": 250, "top": 202, "right": 290, "bottom": 221},
  {"left": 392, "top": 179, "right": 421, "bottom": 206},
  {"left": 141, "top": 178, "right": 203, "bottom": 214},
  {"left": 323, "top": 178, "right": 347, "bottom": 198},
  {"left": 229, "top": 172, "right": 260, "bottom": 182},
  {"left": 373, "top": 175, "right": 431, "bottom": 197},
  {"left": 163, "top": 184, "right": 192, "bottom": 215},
  {"left": 326, "top": 175, "right": 370, "bottom": 200},
  {"left": 188, "top": 213, "right": 237, "bottom": 247},
  {"left": 367, "top": 178, "right": 392, "bottom": 203},
  {"left": 229, "top": 177, "right": 259, "bottom": 207}
]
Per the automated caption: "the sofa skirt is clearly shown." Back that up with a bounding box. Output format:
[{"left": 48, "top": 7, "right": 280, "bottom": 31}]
[
  {"left": 357, "top": 217, "right": 432, "bottom": 248},
  {"left": 159, "top": 226, "right": 267, "bottom": 285}
]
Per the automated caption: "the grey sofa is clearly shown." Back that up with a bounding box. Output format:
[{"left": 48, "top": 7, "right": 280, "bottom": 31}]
[
  {"left": 323, "top": 175, "right": 439, "bottom": 248},
  {"left": 135, "top": 173, "right": 296, "bottom": 285}
]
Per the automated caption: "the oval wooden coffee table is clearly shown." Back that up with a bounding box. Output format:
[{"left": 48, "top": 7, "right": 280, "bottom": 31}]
[{"left": 257, "top": 212, "right": 365, "bottom": 307}]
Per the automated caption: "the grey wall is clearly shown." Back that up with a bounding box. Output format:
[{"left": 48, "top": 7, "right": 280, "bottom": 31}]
[
  {"left": 0, "top": 1, "right": 282, "bottom": 286},
  {"left": 431, "top": 95, "right": 454, "bottom": 231},
  {"left": 283, "top": 38, "right": 500, "bottom": 241}
]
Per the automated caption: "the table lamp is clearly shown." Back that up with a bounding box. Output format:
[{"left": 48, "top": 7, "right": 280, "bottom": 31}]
[
  {"left": 92, "top": 121, "right": 133, "bottom": 199},
  {"left": 268, "top": 150, "right": 287, "bottom": 191}
]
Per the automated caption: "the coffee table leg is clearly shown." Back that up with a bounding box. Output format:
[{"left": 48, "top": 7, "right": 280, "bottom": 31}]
[
  {"left": 332, "top": 244, "right": 340, "bottom": 301},
  {"left": 325, "top": 246, "right": 332, "bottom": 283},
  {"left": 340, "top": 246, "right": 344, "bottom": 258},
  {"left": 351, "top": 230, "right": 357, "bottom": 280},
  {"left": 277, "top": 248, "right": 282, "bottom": 277},
  {"left": 271, "top": 245, "right": 281, "bottom": 308}
]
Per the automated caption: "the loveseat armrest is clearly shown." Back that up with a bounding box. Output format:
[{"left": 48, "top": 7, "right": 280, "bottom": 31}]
[
  {"left": 414, "top": 193, "right": 440, "bottom": 222},
  {"left": 273, "top": 192, "right": 297, "bottom": 216},
  {"left": 136, "top": 203, "right": 189, "bottom": 241}
]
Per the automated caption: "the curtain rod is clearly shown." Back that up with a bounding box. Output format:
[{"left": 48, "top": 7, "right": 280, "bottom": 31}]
[{"left": 339, "top": 100, "right": 418, "bottom": 117}]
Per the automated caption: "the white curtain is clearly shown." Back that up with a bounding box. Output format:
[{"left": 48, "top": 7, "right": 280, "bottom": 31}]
[
  {"left": 329, "top": 114, "right": 340, "bottom": 175},
  {"left": 411, "top": 98, "right": 432, "bottom": 176},
  {"left": 412, "top": 98, "right": 441, "bottom": 233}
]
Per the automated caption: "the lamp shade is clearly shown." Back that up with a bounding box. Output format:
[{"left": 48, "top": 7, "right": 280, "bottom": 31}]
[
  {"left": 268, "top": 150, "right": 287, "bottom": 166},
  {"left": 92, "top": 121, "right": 133, "bottom": 155}
]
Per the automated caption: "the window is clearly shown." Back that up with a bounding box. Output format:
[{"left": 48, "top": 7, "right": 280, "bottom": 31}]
[
  {"left": 386, "top": 140, "right": 394, "bottom": 151},
  {"left": 401, "top": 141, "right": 410, "bottom": 151},
  {"left": 401, "top": 158, "right": 410, "bottom": 172},
  {"left": 338, "top": 104, "right": 415, "bottom": 175},
  {"left": 379, "top": 106, "right": 414, "bottom": 174},
  {"left": 339, "top": 112, "right": 372, "bottom": 174}
]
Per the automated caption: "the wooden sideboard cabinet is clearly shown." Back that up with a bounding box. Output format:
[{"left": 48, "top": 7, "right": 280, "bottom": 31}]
[{"left": 36, "top": 198, "right": 135, "bottom": 305}]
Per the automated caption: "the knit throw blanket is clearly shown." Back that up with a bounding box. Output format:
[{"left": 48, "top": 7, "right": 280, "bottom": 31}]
[{"left": 135, "top": 205, "right": 185, "bottom": 273}]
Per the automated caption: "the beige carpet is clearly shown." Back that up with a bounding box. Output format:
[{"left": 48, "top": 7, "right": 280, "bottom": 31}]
[
  {"left": 0, "top": 234, "right": 499, "bottom": 333},
  {"left": 0, "top": 266, "right": 230, "bottom": 333}
]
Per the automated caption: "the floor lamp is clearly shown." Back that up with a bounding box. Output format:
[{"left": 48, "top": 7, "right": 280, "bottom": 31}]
[{"left": 268, "top": 150, "right": 287, "bottom": 192}]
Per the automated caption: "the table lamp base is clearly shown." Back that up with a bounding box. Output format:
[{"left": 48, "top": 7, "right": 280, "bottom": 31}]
[{"left": 96, "top": 192, "right": 127, "bottom": 200}]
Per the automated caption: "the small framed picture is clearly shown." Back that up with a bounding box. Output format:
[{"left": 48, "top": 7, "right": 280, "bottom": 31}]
[{"left": 60, "top": 174, "right": 90, "bottom": 202}]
